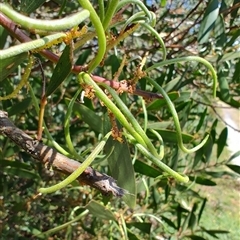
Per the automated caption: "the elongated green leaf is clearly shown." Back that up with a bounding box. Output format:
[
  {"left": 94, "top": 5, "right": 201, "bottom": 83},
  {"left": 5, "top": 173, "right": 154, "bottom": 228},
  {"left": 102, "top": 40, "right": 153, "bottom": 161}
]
[
  {"left": 127, "top": 229, "right": 141, "bottom": 240},
  {"left": 186, "top": 235, "right": 207, "bottom": 240},
  {"left": 134, "top": 160, "right": 162, "bottom": 178},
  {"left": 230, "top": 0, "right": 240, "bottom": 26},
  {"left": 228, "top": 150, "right": 240, "bottom": 162},
  {"left": 198, "top": 0, "right": 220, "bottom": 44},
  {"left": 189, "top": 176, "right": 216, "bottom": 186},
  {"left": 72, "top": 101, "right": 103, "bottom": 133},
  {"left": 214, "top": 15, "right": 226, "bottom": 47},
  {"left": 103, "top": 116, "right": 135, "bottom": 207},
  {"left": 4, "top": 167, "right": 40, "bottom": 179},
  {"left": 196, "top": 107, "right": 208, "bottom": 132},
  {"left": 1, "top": 159, "right": 32, "bottom": 170},
  {"left": 20, "top": 0, "right": 47, "bottom": 14},
  {"left": 147, "top": 129, "right": 194, "bottom": 143},
  {"left": 217, "top": 127, "right": 228, "bottom": 158},
  {"left": 147, "top": 92, "right": 179, "bottom": 111},
  {"left": 8, "top": 97, "right": 32, "bottom": 116},
  {"left": 0, "top": 53, "right": 28, "bottom": 82},
  {"left": 106, "top": 138, "right": 136, "bottom": 208},
  {"left": 161, "top": 215, "right": 177, "bottom": 229},
  {"left": 198, "top": 198, "right": 207, "bottom": 223},
  {"left": 0, "top": 26, "right": 8, "bottom": 49},
  {"left": 46, "top": 45, "right": 72, "bottom": 97},
  {"left": 226, "top": 164, "right": 240, "bottom": 175},
  {"left": 126, "top": 222, "right": 151, "bottom": 234},
  {"left": 85, "top": 200, "right": 116, "bottom": 221}
]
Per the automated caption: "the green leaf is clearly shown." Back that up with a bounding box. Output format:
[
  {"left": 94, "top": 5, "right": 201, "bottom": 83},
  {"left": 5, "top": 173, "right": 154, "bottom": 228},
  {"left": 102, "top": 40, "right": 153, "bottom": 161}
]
[
  {"left": 198, "top": 198, "right": 207, "bottom": 223},
  {"left": 161, "top": 215, "right": 177, "bottom": 229},
  {"left": 228, "top": 150, "right": 240, "bottom": 162},
  {"left": 106, "top": 139, "right": 136, "bottom": 208},
  {"left": 147, "top": 129, "right": 194, "bottom": 143},
  {"left": 20, "top": 0, "right": 47, "bottom": 14},
  {"left": 134, "top": 160, "right": 162, "bottom": 178},
  {"left": 72, "top": 101, "right": 103, "bottom": 133},
  {"left": 1, "top": 159, "right": 32, "bottom": 170},
  {"left": 214, "top": 15, "right": 226, "bottom": 47},
  {"left": 232, "top": 59, "right": 240, "bottom": 83},
  {"left": 4, "top": 167, "right": 40, "bottom": 180},
  {"left": 218, "top": 70, "right": 230, "bottom": 101},
  {"left": 185, "top": 235, "right": 207, "bottom": 240},
  {"left": 147, "top": 121, "right": 171, "bottom": 130},
  {"left": 0, "top": 26, "right": 9, "bottom": 49},
  {"left": 126, "top": 222, "right": 151, "bottom": 234},
  {"left": 230, "top": 0, "right": 240, "bottom": 26},
  {"left": 45, "top": 45, "right": 72, "bottom": 97},
  {"left": 147, "top": 92, "right": 179, "bottom": 111},
  {"left": 103, "top": 114, "right": 136, "bottom": 208},
  {"left": 8, "top": 97, "right": 32, "bottom": 116},
  {"left": 189, "top": 176, "right": 216, "bottom": 186},
  {"left": 127, "top": 229, "right": 141, "bottom": 240},
  {"left": 196, "top": 107, "right": 208, "bottom": 132},
  {"left": 226, "top": 164, "right": 240, "bottom": 175},
  {"left": 85, "top": 200, "right": 116, "bottom": 221},
  {"left": 198, "top": 0, "right": 220, "bottom": 44},
  {"left": 217, "top": 127, "right": 228, "bottom": 158},
  {"left": 0, "top": 53, "right": 28, "bottom": 82}
]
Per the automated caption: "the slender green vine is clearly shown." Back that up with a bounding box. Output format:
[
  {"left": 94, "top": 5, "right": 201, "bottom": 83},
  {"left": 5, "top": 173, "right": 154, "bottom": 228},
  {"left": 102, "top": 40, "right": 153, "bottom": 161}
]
[
  {"left": 146, "top": 77, "right": 209, "bottom": 153},
  {"left": 0, "top": 4, "right": 89, "bottom": 31},
  {"left": 146, "top": 56, "right": 218, "bottom": 98},
  {"left": 78, "top": 0, "right": 106, "bottom": 73},
  {"left": 38, "top": 131, "right": 112, "bottom": 194}
]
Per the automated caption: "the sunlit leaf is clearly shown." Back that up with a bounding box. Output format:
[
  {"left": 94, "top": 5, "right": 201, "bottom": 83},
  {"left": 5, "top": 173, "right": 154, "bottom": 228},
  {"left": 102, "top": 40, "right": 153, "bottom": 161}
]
[
  {"left": 226, "top": 164, "right": 240, "bottom": 175},
  {"left": 73, "top": 101, "right": 103, "bottom": 133},
  {"left": 217, "top": 127, "right": 228, "bottom": 158},
  {"left": 20, "top": 0, "right": 47, "bottom": 14},
  {"left": 85, "top": 200, "right": 116, "bottom": 221},
  {"left": 134, "top": 160, "right": 162, "bottom": 178},
  {"left": 46, "top": 45, "right": 72, "bottom": 97},
  {"left": 0, "top": 53, "right": 28, "bottom": 82},
  {"left": 198, "top": 0, "right": 220, "bottom": 44},
  {"left": 189, "top": 176, "right": 216, "bottom": 186},
  {"left": 126, "top": 222, "right": 151, "bottom": 234}
]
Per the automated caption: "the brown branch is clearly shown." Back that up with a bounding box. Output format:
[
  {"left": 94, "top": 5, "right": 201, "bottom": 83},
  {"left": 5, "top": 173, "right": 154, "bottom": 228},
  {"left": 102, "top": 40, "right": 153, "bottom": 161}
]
[{"left": 0, "top": 110, "right": 126, "bottom": 197}]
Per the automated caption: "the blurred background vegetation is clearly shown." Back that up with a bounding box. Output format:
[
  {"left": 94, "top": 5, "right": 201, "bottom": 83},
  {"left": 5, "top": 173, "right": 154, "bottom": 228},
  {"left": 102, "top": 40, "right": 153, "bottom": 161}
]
[{"left": 0, "top": 0, "right": 239, "bottom": 239}]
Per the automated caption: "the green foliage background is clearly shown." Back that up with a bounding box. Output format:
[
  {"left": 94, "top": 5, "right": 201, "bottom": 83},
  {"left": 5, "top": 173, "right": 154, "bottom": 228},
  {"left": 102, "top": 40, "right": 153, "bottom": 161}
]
[{"left": 0, "top": 0, "right": 239, "bottom": 239}]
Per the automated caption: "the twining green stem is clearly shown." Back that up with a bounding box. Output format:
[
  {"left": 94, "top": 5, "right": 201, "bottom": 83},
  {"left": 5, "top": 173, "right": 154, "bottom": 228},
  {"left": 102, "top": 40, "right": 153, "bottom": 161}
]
[
  {"left": 141, "top": 97, "right": 148, "bottom": 132},
  {"left": 147, "top": 77, "right": 209, "bottom": 153},
  {"left": 127, "top": 133, "right": 189, "bottom": 183},
  {"left": 102, "top": 84, "right": 159, "bottom": 156},
  {"left": 122, "top": 11, "right": 165, "bottom": 59},
  {"left": 148, "top": 129, "right": 164, "bottom": 159},
  {"left": 79, "top": 73, "right": 147, "bottom": 148},
  {"left": 0, "top": 33, "right": 66, "bottom": 60},
  {"left": 36, "top": 210, "right": 89, "bottom": 237},
  {"left": 141, "top": 22, "right": 166, "bottom": 60},
  {"left": 0, "top": 4, "right": 89, "bottom": 31},
  {"left": 38, "top": 131, "right": 112, "bottom": 194},
  {"left": 146, "top": 56, "right": 218, "bottom": 98},
  {"left": 64, "top": 88, "right": 83, "bottom": 161},
  {"left": 116, "top": 0, "right": 154, "bottom": 24},
  {"left": 78, "top": 0, "right": 106, "bottom": 73},
  {"left": 102, "top": 0, "right": 119, "bottom": 30},
  {"left": 98, "top": 0, "right": 105, "bottom": 21}
]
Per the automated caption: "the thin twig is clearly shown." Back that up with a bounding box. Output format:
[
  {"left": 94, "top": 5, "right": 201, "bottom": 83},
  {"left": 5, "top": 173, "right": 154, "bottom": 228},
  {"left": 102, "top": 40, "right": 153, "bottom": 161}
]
[{"left": 0, "top": 110, "right": 126, "bottom": 197}]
